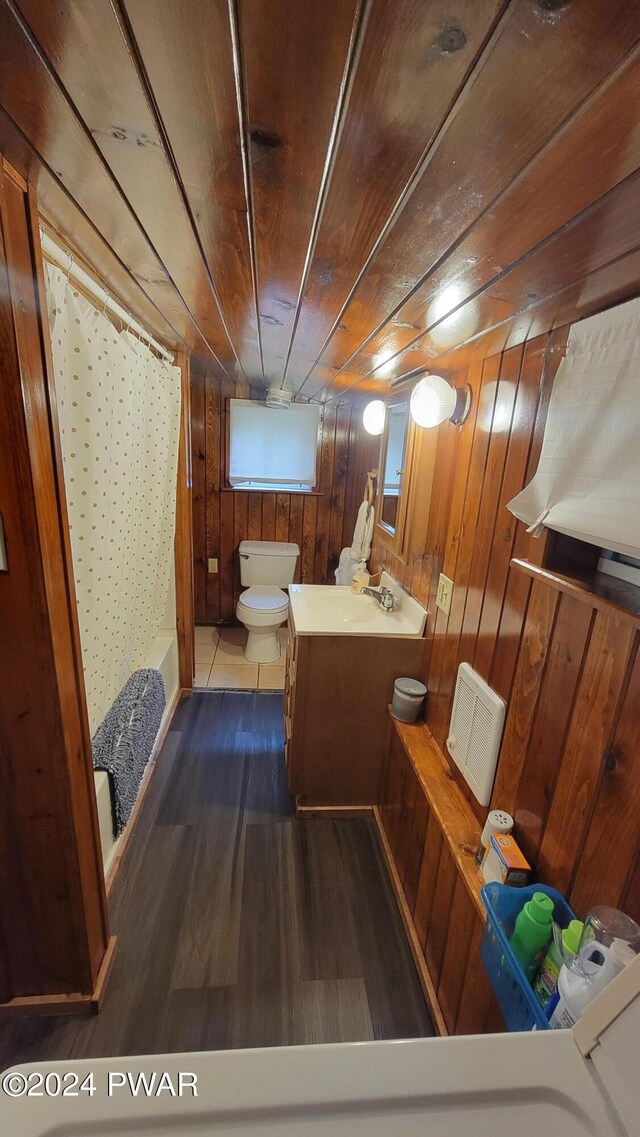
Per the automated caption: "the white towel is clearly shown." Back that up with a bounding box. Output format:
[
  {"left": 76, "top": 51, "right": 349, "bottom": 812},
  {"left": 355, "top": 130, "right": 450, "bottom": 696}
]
[
  {"left": 351, "top": 500, "right": 375, "bottom": 562},
  {"left": 334, "top": 549, "right": 360, "bottom": 586},
  {"left": 334, "top": 500, "right": 375, "bottom": 584}
]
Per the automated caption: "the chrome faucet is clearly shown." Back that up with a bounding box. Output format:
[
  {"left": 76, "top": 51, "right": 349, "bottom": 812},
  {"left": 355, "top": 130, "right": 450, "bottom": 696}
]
[{"left": 361, "top": 585, "right": 396, "bottom": 612}]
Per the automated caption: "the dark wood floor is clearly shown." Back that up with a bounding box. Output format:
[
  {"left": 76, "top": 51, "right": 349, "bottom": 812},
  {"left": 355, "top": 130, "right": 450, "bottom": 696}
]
[{"left": 1, "top": 691, "right": 433, "bottom": 1065}]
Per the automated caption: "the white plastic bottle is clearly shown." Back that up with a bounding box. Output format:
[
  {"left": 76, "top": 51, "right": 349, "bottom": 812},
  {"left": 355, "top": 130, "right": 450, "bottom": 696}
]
[{"left": 550, "top": 939, "right": 636, "bottom": 1028}]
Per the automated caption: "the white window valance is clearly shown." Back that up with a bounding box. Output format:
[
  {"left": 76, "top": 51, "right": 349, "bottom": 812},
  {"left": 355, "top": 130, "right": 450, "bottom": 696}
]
[
  {"left": 229, "top": 399, "right": 319, "bottom": 489},
  {"left": 508, "top": 296, "right": 640, "bottom": 559}
]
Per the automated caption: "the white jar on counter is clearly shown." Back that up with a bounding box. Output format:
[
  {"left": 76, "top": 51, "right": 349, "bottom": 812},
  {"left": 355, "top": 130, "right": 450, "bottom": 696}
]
[{"left": 391, "top": 677, "right": 427, "bottom": 723}]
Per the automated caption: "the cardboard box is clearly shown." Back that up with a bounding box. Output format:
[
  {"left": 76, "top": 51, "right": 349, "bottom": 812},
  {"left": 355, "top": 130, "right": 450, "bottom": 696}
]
[{"left": 482, "top": 833, "right": 531, "bottom": 886}]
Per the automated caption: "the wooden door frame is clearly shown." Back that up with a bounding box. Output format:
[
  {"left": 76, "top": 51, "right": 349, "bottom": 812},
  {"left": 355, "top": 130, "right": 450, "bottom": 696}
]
[
  {"left": 175, "top": 350, "right": 195, "bottom": 691},
  {"left": 0, "top": 160, "right": 115, "bottom": 1014}
]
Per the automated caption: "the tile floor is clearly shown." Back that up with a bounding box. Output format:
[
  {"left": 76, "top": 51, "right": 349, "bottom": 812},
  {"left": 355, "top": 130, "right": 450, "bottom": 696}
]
[{"left": 194, "top": 625, "right": 287, "bottom": 690}]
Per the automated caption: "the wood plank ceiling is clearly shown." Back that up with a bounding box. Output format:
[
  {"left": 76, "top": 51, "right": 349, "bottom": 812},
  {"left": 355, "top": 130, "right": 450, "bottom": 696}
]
[{"left": 2, "top": 0, "right": 640, "bottom": 400}]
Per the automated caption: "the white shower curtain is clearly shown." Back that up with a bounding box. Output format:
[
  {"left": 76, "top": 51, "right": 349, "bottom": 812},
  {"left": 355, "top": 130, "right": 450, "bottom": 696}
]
[{"left": 45, "top": 264, "right": 181, "bottom": 732}]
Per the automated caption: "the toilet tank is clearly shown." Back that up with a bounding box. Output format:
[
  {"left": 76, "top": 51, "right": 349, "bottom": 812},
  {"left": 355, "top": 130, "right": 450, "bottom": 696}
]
[{"left": 239, "top": 540, "right": 300, "bottom": 586}]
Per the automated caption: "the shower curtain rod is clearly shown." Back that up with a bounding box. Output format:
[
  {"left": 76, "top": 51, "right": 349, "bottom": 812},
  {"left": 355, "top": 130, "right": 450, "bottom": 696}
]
[{"left": 39, "top": 230, "right": 175, "bottom": 364}]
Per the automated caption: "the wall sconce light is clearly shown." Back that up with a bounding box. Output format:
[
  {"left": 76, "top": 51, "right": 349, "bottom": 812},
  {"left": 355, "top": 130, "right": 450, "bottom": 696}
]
[
  {"left": 362, "top": 399, "right": 386, "bottom": 435},
  {"left": 409, "top": 374, "right": 472, "bottom": 428}
]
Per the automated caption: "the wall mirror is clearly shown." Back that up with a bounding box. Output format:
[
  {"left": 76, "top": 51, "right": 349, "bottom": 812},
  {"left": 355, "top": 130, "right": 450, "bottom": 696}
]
[{"left": 375, "top": 391, "right": 417, "bottom": 561}]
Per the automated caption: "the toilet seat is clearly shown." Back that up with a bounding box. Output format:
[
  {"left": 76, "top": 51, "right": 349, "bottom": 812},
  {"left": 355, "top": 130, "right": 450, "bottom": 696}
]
[{"left": 237, "top": 585, "right": 289, "bottom": 614}]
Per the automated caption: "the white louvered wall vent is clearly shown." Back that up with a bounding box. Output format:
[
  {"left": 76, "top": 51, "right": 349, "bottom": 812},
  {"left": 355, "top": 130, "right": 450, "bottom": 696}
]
[{"left": 446, "top": 663, "right": 506, "bottom": 807}]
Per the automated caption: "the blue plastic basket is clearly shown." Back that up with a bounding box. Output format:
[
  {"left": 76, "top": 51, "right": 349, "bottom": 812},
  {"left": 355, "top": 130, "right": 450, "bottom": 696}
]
[{"left": 480, "top": 882, "right": 577, "bottom": 1032}]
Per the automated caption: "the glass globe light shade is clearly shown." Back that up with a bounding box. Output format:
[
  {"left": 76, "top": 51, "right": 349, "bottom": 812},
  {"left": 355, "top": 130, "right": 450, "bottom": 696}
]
[
  {"left": 362, "top": 399, "right": 386, "bottom": 435},
  {"left": 410, "top": 374, "right": 457, "bottom": 428}
]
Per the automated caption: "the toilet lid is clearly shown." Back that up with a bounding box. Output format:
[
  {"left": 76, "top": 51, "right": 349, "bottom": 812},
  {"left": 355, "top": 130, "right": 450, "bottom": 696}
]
[{"left": 239, "top": 586, "right": 289, "bottom": 612}]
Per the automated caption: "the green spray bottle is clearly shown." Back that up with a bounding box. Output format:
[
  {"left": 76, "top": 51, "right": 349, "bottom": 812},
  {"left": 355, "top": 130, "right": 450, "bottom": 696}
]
[
  {"left": 533, "top": 919, "right": 584, "bottom": 1009},
  {"left": 509, "top": 891, "right": 554, "bottom": 982}
]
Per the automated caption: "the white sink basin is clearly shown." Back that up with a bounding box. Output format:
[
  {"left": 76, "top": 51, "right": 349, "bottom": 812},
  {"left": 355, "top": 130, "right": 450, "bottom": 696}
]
[{"left": 289, "top": 572, "right": 426, "bottom": 637}]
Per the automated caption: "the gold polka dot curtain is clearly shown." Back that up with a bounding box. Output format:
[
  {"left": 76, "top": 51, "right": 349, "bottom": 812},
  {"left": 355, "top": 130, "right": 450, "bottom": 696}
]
[{"left": 45, "top": 264, "right": 182, "bottom": 733}]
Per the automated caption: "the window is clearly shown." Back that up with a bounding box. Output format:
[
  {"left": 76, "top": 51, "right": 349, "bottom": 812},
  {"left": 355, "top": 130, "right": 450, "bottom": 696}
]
[{"left": 228, "top": 399, "right": 320, "bottom": 490}]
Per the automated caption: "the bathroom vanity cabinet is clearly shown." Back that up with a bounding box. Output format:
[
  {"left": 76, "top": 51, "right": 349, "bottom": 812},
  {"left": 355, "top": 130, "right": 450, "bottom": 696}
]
[{"left": 284, "top": 625, "right": 424, "bottom": 807}]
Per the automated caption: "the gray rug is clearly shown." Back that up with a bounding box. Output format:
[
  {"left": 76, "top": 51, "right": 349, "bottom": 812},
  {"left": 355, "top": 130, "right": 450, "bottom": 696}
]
[{"left": 92, "top": 668, "right": 165, "bottom": 835}]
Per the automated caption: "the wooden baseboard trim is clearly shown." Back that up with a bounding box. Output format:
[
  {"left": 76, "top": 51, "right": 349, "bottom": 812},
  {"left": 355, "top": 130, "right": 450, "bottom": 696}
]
[
  {"left": 296, "top": 803, "right": 373, "bottom": 819},
  {"left": 104, "top": 688, "right": 182, "bottom": 895},
  {"left": 89, "top": 934, "right": 118, "bottom": 1012},
  {"left": 0, "top": 936, "right": 118, "bottom": 1018},
  {"left": 372, "top": 805, "right": 448, "bottom": 1037}
]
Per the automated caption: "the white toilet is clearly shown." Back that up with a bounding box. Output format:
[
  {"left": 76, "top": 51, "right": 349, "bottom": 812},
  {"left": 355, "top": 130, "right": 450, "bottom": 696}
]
[{"left": 236, "top": 540, "right": 300, "bottom": 663}]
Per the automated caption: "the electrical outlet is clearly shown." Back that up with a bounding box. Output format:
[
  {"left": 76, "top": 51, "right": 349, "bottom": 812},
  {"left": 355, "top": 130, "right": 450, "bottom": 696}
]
[
  {"left": 436, "top": 573, "right": 454, "bottom": 615},
  {"left": 208, "top": 558, "right": 218, "bottom": 574}
]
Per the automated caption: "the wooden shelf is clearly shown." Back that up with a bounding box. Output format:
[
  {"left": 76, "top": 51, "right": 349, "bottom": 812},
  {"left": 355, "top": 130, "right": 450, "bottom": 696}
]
[
  {"left": 511, "top": 558, "right": 640, "bottom": 630},
  {"left": 389, "top": 713, "right": 484, "bottom": 919}
]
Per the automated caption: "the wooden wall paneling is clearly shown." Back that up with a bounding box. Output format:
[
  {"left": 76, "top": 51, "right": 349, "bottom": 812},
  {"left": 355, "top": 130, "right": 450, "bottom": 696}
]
[
  {"left": 13, "top": 0, "right": 239, "bottom": 372},
  {"left": 474, "top": 336, "right": 548, "bottom": 678},
  {"left": 457, "top": 344, "right": 524, "bottom": 669},
  {"left": 237, "top": 0, "right": 361, "bottom": 381},
  {"left": 427, "top": 354, "right": 501, "bottom": 752},
  {"left": 537, "top": 612, "right": 637, "bottom": 895},
  {"left": 205, "top": 372, "right": 223, "bottom": 622},
  {"left": 455, "top": 919, "right": 502, "bottom": 1035},
  {"left": 121, "top": 0, "right": 262, "bottom": 380},
  {"left": 569, "top": 644, "right": 640, "bottom": 915},
  {"left": 341, "top": 397, "right": 381, "bottom": 550},
  {"left": 308, "top": 0, "right": 640, "bottom": 391},
  {"left": 488, "top": 329, "right": 566, "bottom": 700},
  {"left": 413, "top": 814, "right": 442, "bottom": 953},
  {"left": 220, "top": 487, "right": 236, "bottom": 623},
  {"left": 288, "top": 0, "right": 505, "bottom": 391},
  {"left": 300, "top": 496, "right": 318, "bottom": 586},
  {"left": 437, "top": 874, "right": 478, "bottom": 1034},
  {"left": 247, "top": 491, "right": 262, "bottom": 541},
  {"left": 275, "top": 493, "right": 291, "bottom": 543},
  {"left": 622, "top": 857, "right": 640, "bottom": 928},
  {"left": 191, "top": 365, "right": 207, "bottom": 621},
  {"left": 0, "top": 167, "right": 111, "bottom": 1006},
  {"left": 261, "top": 493, "right": 276, "bottom": 542},
  {"left": 327, "top": 403, "right": 350, "bottom": 575},
  {"left": 403, "top": 789, "right": 429, "bottom": 916},
  {"left": 193, "top": 381, "right": 359, "bottom": 620},
  {"left": 394, "top": 762, "right": 420, "bottom": 889},
  {"left": 175, "top": 350, "right": 195, "bottom": 690},
  {"left": 0, "top": 5, "right": 221, "bottom": 364},
  {"left": 423, "top": 845, "right": 457, "bottom": 990},
  {"left": 511, "top": 593, "right": 594, "bottom": 867},
  {"left": 489, "top": 580, "right": 559, "bottom": 817},
  {"left": 233, "top": 483, "right": 249, "bottom": 605},
  {"left": 416, "top": 409, "right": 466, "bottom": 682},
  {"left": 289, "top": 494, "right": 304, "bottom": 584},
  {"left": 384, "top": 736, "right": 408, "bottom": 862},
  {"left": 314, "top": 403, "right": 337, "bottom": 584}
]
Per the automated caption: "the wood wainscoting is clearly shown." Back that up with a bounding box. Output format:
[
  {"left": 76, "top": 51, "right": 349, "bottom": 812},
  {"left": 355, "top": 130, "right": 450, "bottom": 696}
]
[
  {"left": 375, "top": 715, "right": 502, "bottom": 1036},
  {"left": 342, "top": 326, "right": 640, "bottom": 1032},
  {"left": 191, "top": 365, "right": 370, "bottom": 624}
]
